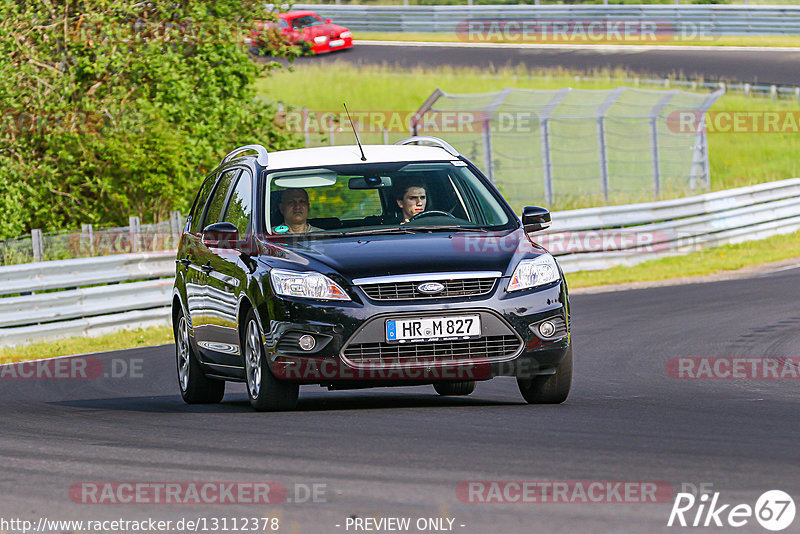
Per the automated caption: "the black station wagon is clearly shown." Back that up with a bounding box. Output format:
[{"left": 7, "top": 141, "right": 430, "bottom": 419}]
[{"left": 172, "top": 137, "right": 572, "bottom": 411}]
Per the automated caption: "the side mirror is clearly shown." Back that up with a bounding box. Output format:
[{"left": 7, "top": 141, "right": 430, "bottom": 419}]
[
  {"left": 522, "top": 206, "right": 551, "bottom": 233},
  {"left": 202, "top": 222, "right": 240, "bottom": 249},
  {"left": 326, "top": 18, "right": 332, "bottom": 24}
]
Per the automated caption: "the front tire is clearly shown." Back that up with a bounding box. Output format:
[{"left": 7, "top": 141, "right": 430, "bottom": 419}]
[
  {"left": 433, "top": 381, "right": 476, "bottom": 396},
  {"left": 243, "top": 311, "right": 299, "bottom": 412},
  {"left": 517, "top": 345, "right": 572, "bottom": 404},
  {"left": 174, "top": 312, "right": 225, "bottom": 404}
]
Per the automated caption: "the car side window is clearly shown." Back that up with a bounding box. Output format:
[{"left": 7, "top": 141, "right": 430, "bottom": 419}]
[
  {"left": 223, "top": 171, "right": 253, "bottom": 235},
  {"left": 189, "top": 173, "right": 217, "bottom": 234},
  {"left": 201, "top": 169, "right": 239, "bottom": 230}
]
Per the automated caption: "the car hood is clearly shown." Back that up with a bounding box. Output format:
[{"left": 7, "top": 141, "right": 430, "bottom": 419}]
[
  {"left": 301, "top": 24, "right": 349, "bottom": 38},
  {"left": 258, "top": 229, "right": 546, "bottom": 283}
]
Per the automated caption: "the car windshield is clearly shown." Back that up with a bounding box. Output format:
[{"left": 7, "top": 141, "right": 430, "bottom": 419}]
[
  {"left": 265, "top": 161, "right": 514, "bottom": 236},
  {"left": 291, "top": 15, "right": 324, "bottom": 28}
]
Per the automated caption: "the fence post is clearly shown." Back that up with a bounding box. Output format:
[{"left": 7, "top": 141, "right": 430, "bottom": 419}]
[
  {"left": 647, "top": 91, "right": 678, "bottom": 200},
  {"left": 649, "top": 118, "right": 662, "bottom": 199},
  {"left": 537, "top": 88, "right": 571, "bottom": 206},
  {"left": 329, "top": 116, "right": 335, "bottom": 146},
  {"left": 81, "top": 223, "right": 94, "bottom": 256},
  {"left": 129, "top": 216, "right": 141, "bottom": 253},
  {"left": 383, "top": 128, "right": 389, "bottom": 145},
  {"left": 169, "top": 211, "right": 182, "bottom": 250},
  {"left": 482, "top": 119, "right": 494, "bottom": 184},
  {"left": 596, "top": 88, "right": 625, "bottom": 204},
  {"left": 690, "top": 89, "right": 725, "bottom": 191},
  {"left": 302, "top": 107, "right": 311, "bottom": 147},
  {"left": 541, "top": 119, "right": 554, "bottom": 205},
  {"left": 31, "top": 229, "right": 43, "bottom": 262}
]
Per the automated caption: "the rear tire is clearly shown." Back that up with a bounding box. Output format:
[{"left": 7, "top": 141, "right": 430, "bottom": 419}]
[
  {"left": 433, "top": 381, "right": 476, "bottom": 396},
  {"left": 174, "top": 312, "right": 225, "bottom": 404},
  {"left": 517, "top": 345, "right": 572, "bottom": 404},
  {"left": 243, "top": 311, "right": 299, "bottom": 412}
]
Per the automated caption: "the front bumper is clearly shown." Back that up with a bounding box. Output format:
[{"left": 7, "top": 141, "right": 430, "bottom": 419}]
[{"left": 259, "top": 278, "right": 570, "bottom": 385}]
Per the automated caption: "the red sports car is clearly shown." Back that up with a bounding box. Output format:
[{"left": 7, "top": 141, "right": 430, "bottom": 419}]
[{"left": 251, "top": 10, "right": 353, "bottom": 55}]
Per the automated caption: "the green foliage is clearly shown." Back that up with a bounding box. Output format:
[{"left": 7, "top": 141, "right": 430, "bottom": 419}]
[{"left": 0, "top": 0, "right": 302, "bottom": 239}]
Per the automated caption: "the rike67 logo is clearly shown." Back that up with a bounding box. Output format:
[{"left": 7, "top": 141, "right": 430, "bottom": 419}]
[{"left": 668, "top": 490, "right": 796, "bottom": 531}]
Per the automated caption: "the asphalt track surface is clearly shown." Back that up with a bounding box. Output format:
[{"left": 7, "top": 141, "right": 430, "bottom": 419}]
[
  {"left": 309, "top": 42, "right": 800, "bottom": 85},
  {"left": 2, "top": 266, "right": 799, "bottom": 533}
]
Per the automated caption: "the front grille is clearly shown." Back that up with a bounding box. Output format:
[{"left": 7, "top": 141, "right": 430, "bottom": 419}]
[
  {"left": 343, "top": 335, "right": 520, "bottom": 367},
  {"left": 360, "top": 278, "right": 496, "bottom": 301}
]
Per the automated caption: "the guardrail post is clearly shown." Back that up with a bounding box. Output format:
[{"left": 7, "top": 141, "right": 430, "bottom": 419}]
[
  {"left": 81, "top": 224, "right": 94, "bottom": 256},
  {"left": 129, "top": 216, "right": 141, "bottom": 253},
  {"left": 31, "top": 229, "right": 43, "bottom": 262},
  {"left": 383, "top": 128, "right": 389, "bottom": 145}
]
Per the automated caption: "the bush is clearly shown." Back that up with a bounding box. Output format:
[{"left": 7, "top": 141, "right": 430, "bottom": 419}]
[{"left": 0, "top": 1, "right": 302, "bottom": 240}]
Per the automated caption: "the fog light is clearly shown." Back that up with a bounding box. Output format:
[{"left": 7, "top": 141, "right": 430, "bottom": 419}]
[
  {"left": 538, "top": 321, "right": 556, "bottom": 338},
  {"left": 298, "top": 335, "right": 316, "bottom": 351}
]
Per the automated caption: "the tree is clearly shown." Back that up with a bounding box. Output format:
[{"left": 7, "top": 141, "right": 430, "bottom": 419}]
[{"left": 0, "top": 0, "right": 301, "bottom": 239}]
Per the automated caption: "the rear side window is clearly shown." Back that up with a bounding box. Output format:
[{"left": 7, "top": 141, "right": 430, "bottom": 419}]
[
  {"left": 201, "top": 169, "right": 239, "bottom": 230},
  {"left": 223, "top": 171, "right": 253, "bottom": 235},
  {"left": 189, "top": 173, "right": 217, "bottom": 234}
]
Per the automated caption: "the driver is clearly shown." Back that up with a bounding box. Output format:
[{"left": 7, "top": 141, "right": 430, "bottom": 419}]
[
  {"left": 274, "top": 188, "right": 322, "bottom": 234},
  {"left": 396, "top": 183, "right": 427, "bottom": 224}
]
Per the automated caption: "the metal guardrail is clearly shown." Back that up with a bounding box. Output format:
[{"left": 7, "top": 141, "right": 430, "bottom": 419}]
[
  {"left": 296, "top": 4, "right": 800, "bottom": 36},
  {"left": 1, "top": 179, "right": 798, "bottom": 346},
  {"left": 547, "top": 178, "right": 800, "bottom": 272},
  {"left": 0, "top": 252, "right": 175, "bottom": 347}
]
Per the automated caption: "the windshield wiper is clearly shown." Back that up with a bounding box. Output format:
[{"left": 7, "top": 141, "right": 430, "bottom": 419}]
[
  {"left": 340, "top": 227, "right": 417, "bottom": 236},
  {"left": 403, "top": 225, "right": 490, "bottom": 233}
]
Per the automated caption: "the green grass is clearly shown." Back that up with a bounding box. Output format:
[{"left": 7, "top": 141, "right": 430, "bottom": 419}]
[
  {"left": 0, "top": 325, "right": 174, "bottom": 364},
  {"left": 256, "top": 63, "right": 800, "bottom": 211},
  {"left": 356, "top": 32, "right": 800, "bottom": 48},
  {"left": 566, "top": 230, "right": 800, "bottom": 289}
]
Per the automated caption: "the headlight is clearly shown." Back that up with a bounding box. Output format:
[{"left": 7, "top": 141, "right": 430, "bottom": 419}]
[
  {"left": 270, "top": 269, "right": 350, "bottom": 301},
  {"left": 340, "top": 31, "right": 352, "bottom": 39},
  {"left": 314, "top": 36, "right": 328, "bottom": 44},
  {"left": 507, "top": 254, "right": 560, "bottom": 292}
]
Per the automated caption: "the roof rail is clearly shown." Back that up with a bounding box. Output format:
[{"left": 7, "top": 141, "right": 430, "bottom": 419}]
[
  {"left": 221, "top": 144, "right": 269, "bottom": 167},
  {"left": 395, "top": 136, "right": 461, "bottom": 158}
]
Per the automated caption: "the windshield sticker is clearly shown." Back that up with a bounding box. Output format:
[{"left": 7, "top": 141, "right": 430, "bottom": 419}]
[{"left": 274, "top": 225, "right": 289, "bottom": 234}]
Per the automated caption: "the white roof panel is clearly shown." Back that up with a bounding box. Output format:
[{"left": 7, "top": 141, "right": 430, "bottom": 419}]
[{"left": 264, "top": 144, "right": 457, "bottom": 171}]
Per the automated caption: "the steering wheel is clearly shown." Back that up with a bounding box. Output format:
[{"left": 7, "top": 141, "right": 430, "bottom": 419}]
[{"left": 408, "top": 210, "right": 458, "bottom": 222}]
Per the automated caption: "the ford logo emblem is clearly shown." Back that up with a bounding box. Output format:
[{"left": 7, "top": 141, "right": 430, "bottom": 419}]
[{"left": 417, "top": 282, "right": 445, "bottom": 294}]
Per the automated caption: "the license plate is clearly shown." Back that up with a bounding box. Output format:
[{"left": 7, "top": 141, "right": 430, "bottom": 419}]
[
  {"left": 329, "top": 39, "right": 345, "bottom": 47},
  {"left": 386, "top": 315, "right": 481, "bottom": 343}
]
